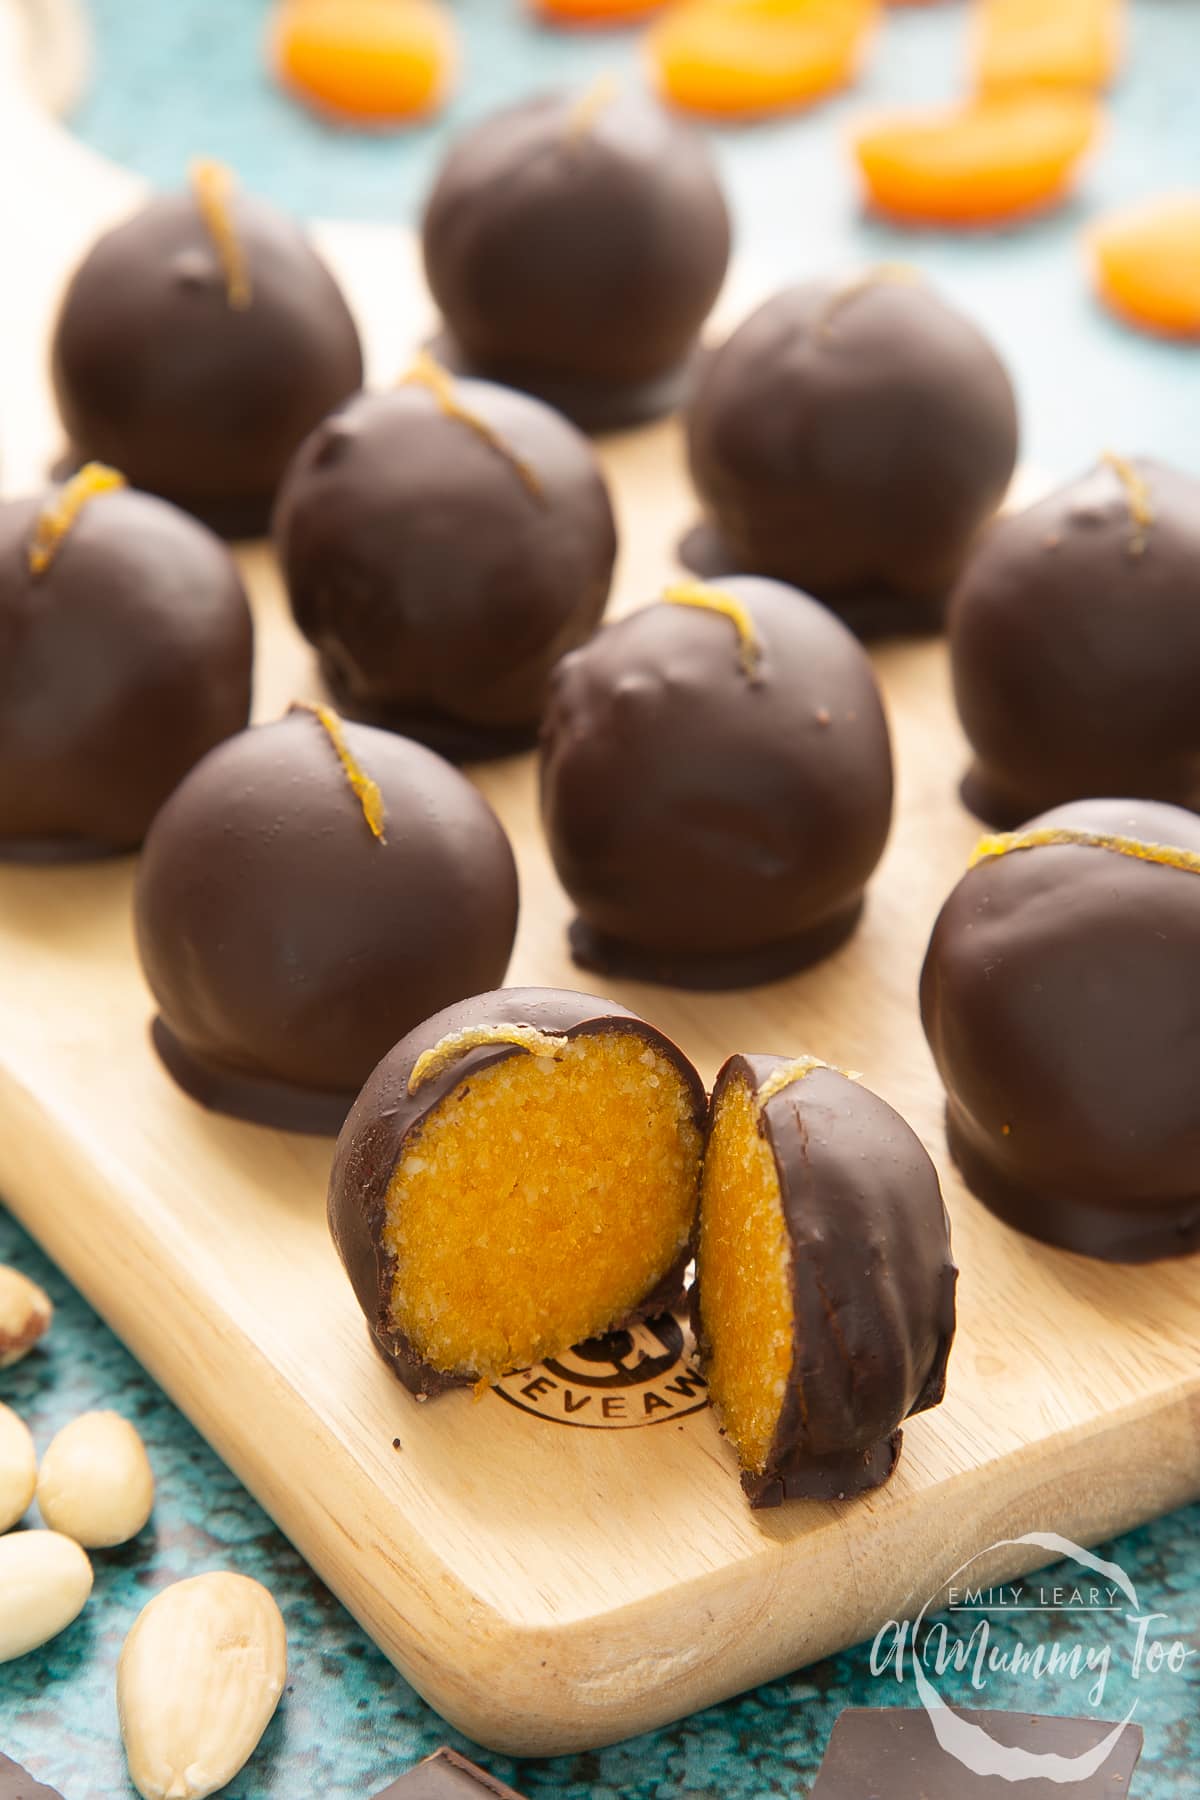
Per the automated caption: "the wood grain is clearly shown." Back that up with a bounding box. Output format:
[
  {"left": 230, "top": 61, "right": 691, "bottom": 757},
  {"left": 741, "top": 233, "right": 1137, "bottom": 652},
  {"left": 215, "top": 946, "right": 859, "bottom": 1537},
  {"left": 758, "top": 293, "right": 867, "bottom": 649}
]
[{"left": 0, "top": 53, "right": 1198, "bottom": 1757}]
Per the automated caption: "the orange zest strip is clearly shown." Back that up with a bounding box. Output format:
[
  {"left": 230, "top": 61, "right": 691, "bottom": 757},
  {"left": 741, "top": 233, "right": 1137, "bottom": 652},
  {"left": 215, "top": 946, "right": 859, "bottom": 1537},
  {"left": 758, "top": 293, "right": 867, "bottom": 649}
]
[
  {"left": 293, "top": 702, "right": 386, "bottom": 842},
  {"left": 970, "top": 827, "right": 1200, "bottom": 878},
  {"left": 408, "top": 1026, "right": 570, "bottom": 1095},
  {"left": 566, "top": 74, "right": 620, "bottom": 137},
  {"left": 820, "top": 262, "right": 921, "bottom": 332},
  {"left": 190, "top": 158, "right": 253, "bottom": 309},
  {"left": 28, "top": 463, "right": 126, "bottom": 576},
  {"left": 1101, "top": 451, "right": 1153, "bottom": 556},
  {"left": 663, "top": 580, "right": 762, "bottom": 682},
  {"left": 402, "top": 352, "right": 542, "bottom": 501}
]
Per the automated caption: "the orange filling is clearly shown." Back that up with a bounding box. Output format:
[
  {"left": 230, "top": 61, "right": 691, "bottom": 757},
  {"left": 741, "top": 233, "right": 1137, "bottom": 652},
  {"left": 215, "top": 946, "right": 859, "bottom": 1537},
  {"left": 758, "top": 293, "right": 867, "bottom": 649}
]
[
  {"left": 698, "top": 1074, "right": 795, "bottom": 1475},
  {"left": 973, "top": 0, "right": 1122, "bottom": 94},
  {"left": 1089, "top": 195, "right": 1200, "bottom": 341},
  {"left": 853, "top": 92, "right": 1100, "bottom": 225},
  {"left": 271, "top": 0, "right": 457, "bottom": 124},
  {"left": 384, "top": 1034, "right": 702, "bottom": 1383},
  {"left": 649, "top": 0, "right": 877, "bottom": 119}
]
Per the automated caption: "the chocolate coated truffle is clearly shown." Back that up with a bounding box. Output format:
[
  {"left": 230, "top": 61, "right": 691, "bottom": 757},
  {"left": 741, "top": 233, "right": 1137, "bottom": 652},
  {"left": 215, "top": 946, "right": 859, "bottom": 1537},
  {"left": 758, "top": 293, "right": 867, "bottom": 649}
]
[
  {"left": 695, "top": 1055, "right": 956, "bottom": 1507},
  {"left": 683, "top": 271, "right": 1019, "bottom": 632},
  {"left": 539, "top": 576, "right": 894, "bottom": 988},
  {"left": 422, "top": 86, "right": 731, "bottom": 431},
  {"left": 51, "top": 162, "right": 364, "bottom": 536},
  {"left": 921, "top": 799, "right": 1200, "bottom": 1261},
  {"left": 274, "top": 359, "right": 617, "bottom": 760},
  {"left": 134, "top": 707, "right": 518, "bottom": 1134},
  {"left": 329, "top": 988, "right": 706, "bottom": 1394},
  {"left": 0, "top": 468, "right": 253, "bottom": 860},
  {"left": 950, "top": 455, "right": 1200, "bottom": 825}
]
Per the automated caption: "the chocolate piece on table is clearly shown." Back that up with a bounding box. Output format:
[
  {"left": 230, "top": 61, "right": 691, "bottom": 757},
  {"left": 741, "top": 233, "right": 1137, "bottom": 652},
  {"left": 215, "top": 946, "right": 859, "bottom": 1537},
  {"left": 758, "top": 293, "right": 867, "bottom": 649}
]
[
  {"left": 372, "top": 1748, "right": 527, "bottom": 1800},
  {"left": 683, "top": 270, "right": 1018, "bottom": 634},
  {"left": 694, "top": 1056, "right": 956, "bottom": 1507},
  {"left": 0, "top": 1752, "right": 68, "bottom": 1800},
  {"left": 422, "top": 86, "right": 731, "bottom": 432},
  {"left": 274, "top": 358, "right": 616, "bottom": 761},
  {"left": 0, "top": 468, "right": 253, "bottom": 861},
  {"left": 921, "top": 798, "right": 1200, "bottom": 1261},
  {"left": 810, "top": 1707, "right": 1143, "bottom": 1798},
  {"left": 51, "top": 161, "right": 363, "bottom": 537},
  {"left": 950, "top": 454, "right": 1200, "bottom": 826},
  {"left": 539, "top": 576, "right": 893, "bottom": 989},
  {"left": 134, "top": 707, "right": 518, "bottom": 1135},
  {"left": 328, "top": 987, "right": 706, "bottom": 1396}
]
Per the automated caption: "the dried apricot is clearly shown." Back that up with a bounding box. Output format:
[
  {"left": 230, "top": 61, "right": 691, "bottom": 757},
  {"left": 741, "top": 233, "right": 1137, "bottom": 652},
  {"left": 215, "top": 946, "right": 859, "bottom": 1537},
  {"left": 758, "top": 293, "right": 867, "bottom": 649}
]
[
  {"left": 1089, "top": 195, "right": 1200, "bottom": 339},
  {"left": 974, "top": 0, "right": 1122, "bottom": 93},
  {"left": 271, "top": 0, "right": 457, "bottom": 125},
  {"left": 853, "top": 92, "right": 1100, "bottom": 226},
  {"left": 534, "top": 0, "right": 666, "bottom": 23},
  {"left": 649, "top": 0, "right": 877, "bottom": 119}
]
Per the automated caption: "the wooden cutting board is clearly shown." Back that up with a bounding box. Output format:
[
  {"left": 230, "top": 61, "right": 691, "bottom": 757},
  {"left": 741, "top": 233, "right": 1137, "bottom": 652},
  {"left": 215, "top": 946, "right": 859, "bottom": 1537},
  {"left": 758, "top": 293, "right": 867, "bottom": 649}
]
[{"left": 1, "top": 45, "right": 1198, "bottom": 1759}]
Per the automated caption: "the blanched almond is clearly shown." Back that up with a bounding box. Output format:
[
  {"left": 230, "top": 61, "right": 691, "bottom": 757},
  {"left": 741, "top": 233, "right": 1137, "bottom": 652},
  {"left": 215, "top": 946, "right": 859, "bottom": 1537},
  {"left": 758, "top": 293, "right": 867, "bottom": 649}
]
[
  {"left": 0, "top": 1400, "right": 37, "bottom": 1533},
  {"left": 38, "top": 1410, "right": 155, "bottom": 1548},
  {"left": 0, "top": 1529, "right": 93, "bottom": 1661},
  {"left": 0, "top": 1266, "right": 52, "bottom": 1367}
]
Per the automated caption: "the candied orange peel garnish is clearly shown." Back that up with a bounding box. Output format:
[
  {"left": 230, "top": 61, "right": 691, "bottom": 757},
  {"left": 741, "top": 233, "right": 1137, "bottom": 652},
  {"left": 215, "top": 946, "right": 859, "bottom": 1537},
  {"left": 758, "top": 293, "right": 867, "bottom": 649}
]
[
  {"left": 408, "top": 1026, "right": 571, "bottom": 1095},
  {"left": 970, "top": 827, "right": 1200, "bottom": 878},
  {"left": 819, "top": 261, "right": 922, "bottom": 333},
  {"left": 190, "top": 158, "right": 253, "bottom": 309},
  {"left": 663, "top": 580, "right": 763, "bottom": 682},
  {"left": 293, "top": 702, "right": 386, "bottom": 842},
  {"left": 402, "top": 351, "right": 542, "bottom": 500},
  {"left": 566, "top": 74, "right": 620, "bottom": 138},
  {"left": 1101, "top": 451, "right": 1153, "bottom": 556},
  {"left": 28, "top": 463, "right": 126, "bottom": 576}
]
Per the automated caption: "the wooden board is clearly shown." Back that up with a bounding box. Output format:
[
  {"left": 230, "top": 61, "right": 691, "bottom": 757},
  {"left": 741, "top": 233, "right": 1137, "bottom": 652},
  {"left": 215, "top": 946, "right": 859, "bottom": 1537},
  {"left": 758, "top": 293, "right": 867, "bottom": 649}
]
[{"left": 1, "top": 46, "right": 1199, "bottom": 1759}]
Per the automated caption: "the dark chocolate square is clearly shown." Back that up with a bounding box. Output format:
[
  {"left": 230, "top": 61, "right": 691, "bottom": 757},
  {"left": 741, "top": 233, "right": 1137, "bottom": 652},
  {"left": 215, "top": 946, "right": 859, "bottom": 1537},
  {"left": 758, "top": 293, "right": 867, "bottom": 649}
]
[
  {"left": 810, "top": 1708, "right": 1143, "bottom": 1798},
  {"left": 0, "top": 1752, "right": 67, "bottom": 1800},
  {"left": 373, "top": 1748, "right": 528, "bottom": 1800}
]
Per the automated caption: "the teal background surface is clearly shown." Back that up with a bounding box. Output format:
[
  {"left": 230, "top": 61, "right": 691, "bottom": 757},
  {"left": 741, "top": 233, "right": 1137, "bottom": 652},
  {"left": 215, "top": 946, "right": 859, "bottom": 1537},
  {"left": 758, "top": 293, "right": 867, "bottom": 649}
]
[{"left": 4, "top": 1, "right": 1200, "bottom": 1796}]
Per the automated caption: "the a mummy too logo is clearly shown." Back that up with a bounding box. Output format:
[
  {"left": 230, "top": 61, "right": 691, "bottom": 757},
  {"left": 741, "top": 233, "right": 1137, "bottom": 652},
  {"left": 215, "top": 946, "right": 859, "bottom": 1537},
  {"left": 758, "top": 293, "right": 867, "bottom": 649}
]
[
  {"left": 493, "top": 1314, "right": 708, "bottom": 1429},
  {"left": 871, "top": 1532, "right": 1195, "bottom": 1783}
]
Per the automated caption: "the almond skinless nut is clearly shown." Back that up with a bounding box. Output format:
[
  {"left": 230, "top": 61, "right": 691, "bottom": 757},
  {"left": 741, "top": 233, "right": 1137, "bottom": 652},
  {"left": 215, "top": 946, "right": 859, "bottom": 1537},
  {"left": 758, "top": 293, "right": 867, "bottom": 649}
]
[
  {"left": 0, "top": 1401, "right": 37, "bottom": 1533},
  {"left": 37, "top": 1410, "right": 155, "bottom": 1549},
  {"left": 118, "top": 1571, "right": 287, "bottom": 1800},
  {"left": 0, "top": 1528, "right": 94, "bottom": 1662},
  {"left": 0, "top": 1266, "right": 53, "bottom": 1367}
]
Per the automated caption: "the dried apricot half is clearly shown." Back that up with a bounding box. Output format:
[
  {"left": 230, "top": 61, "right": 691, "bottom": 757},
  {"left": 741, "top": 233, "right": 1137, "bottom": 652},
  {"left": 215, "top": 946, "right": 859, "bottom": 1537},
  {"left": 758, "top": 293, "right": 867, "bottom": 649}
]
[
  {"left": 534, "top": 0, "right": 666, "bottom": 24},
  {"left": 853, "top": 92, "right": 1101, "bottom": 226},
  {"left": 974, "top": 0, "right": 1123, "bottom": 94},
  {"left": 271, "top": 0, "right": 457, "bottom": 125},
  {"left": 649, "top": 0, "right": 877, "bottom": 119},
  {"left": 1090, "top": 194, "right": 1200, "bottom": 339}
]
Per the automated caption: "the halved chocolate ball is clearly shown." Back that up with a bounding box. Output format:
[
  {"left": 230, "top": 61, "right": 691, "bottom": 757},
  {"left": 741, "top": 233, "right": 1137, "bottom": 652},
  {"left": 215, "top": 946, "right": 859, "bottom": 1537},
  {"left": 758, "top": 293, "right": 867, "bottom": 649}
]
[
  {"left": 950, "top": 455, "right": 1200, "bottom": 826},
  {"left": 328, "top": 988, "right": 706, "bottom": 1394},
  {"left": 274, "top": 359, "right": 617, "bottom": 761},
  {"left": 539, "top": 576, "right": 894, "bottom": 988},
  {"left": 921, "top": 799, "right": 1200, "bottom": 1261},
  {"left": 683, "top": 270, "right": 1018, "bottom": 632},
  {"left": 51, "top": 162, "right": 363, "bottom": 536},
  {"left": 0, "top": 468, "right": 252, "bottom": 860},
  {"left": 694, "top": 1055, "right": 957, "bottom": 1507},
  {"left": 422, "top": 86, "right": 731, "bottom": 432},
  {"left": 134, "top": 708, "right": 518, "bottom": 1134}
]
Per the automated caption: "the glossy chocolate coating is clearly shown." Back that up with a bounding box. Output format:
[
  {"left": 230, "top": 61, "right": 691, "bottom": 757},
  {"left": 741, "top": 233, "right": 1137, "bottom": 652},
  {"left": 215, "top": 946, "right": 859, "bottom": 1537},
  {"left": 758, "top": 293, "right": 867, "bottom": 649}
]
[
  {"left": 134, "top": 713, "right": 518, "bottom": 1134},
  {"left": 539, "top": 577, "right": 893, "bottom": 988},
  {"left": 0, "top": 484, "right": 252, "bottom": 859},
  {"left": 329, "top": 987, "right": 706, "bottom": 1395},
  {"left": 696, "top": 1056, "right": 956, "bottom": 1507},
  {"left": 950, "top": 457, "right": 1200, "bottom": 826},
  {"left": 274, "top": 380, "right": 617, "bottom": 760},
  {"left": 51, "top": 188, "right": 363, "bottom": 536},
  {"left": 373, "top": 1750, "right": 528, "bottom": 1800},
  {"left": 422, "top": 90, "right": 731, "bottom": 431},
  {"left": 921, "top": 799, "right": 1200, "bottom": 1260},
  {"left": 684, "top": 277, "right": 1018, "bottom": 632}
]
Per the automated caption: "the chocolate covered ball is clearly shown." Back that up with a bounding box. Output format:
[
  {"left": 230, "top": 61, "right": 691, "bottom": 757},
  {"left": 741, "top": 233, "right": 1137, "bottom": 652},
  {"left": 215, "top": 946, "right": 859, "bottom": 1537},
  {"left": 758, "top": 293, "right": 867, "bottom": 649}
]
[
  {"left": 422, "top": 86, "right": 731, "bottom": 431},
  {"left": 950, "top": 455, "right": 1200, "bottom": 826},
  {"left": 134, "top": 707, "right": 519, "bottom": 1134},
  {"left": 51, "top": 162, "right": 364, "bottom": 536},
  {"left": 683, "top": 270, "right": 1019, "bottom": 632},
  {"left": 696, "top": 1054, "right": 956, "bottom": 1506},
  {"left": 0, "top": 467, "right": 252, "bottom": 860},
  {"left": 274, "top": 360, "right": 617, "bottom": 760},
  {"left": 539, "top": 576, "right": 894, "bottom": 988},
  {"left": 921, "top": 799, "right": 1200, "bottom": 1261}
]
